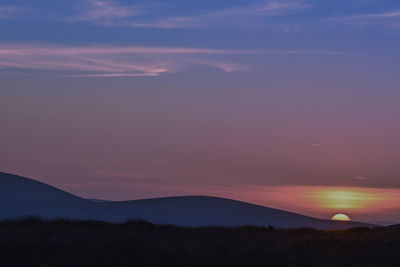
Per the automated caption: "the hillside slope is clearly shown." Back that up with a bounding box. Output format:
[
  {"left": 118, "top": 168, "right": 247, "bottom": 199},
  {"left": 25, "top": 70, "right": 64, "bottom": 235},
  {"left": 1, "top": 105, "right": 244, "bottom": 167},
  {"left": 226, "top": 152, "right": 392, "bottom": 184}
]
[
  {"left": 0, "top": 172, "right": 94, "bottom": 220},
  {"left": 0, "top": 172, "right": 372, "bottom": 229},
  {"left": 95, "top": 196, "right": 370, "bottom": 229}
]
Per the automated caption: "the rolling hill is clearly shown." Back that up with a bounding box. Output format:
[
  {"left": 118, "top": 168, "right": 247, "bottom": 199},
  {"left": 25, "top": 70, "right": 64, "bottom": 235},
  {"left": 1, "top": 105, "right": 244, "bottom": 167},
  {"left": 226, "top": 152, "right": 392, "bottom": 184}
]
[
  {"left": 0, "top": 172, "right": 95, "bottom": 220},
  {"left": 0, "top": 172, "right": 372, "bottom": 229}
]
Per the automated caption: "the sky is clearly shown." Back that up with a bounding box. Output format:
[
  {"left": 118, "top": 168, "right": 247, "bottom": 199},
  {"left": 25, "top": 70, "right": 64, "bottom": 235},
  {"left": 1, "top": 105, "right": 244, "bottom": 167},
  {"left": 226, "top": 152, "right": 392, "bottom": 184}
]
[{"left": 1, "top": 0, "right": 400, "bottom": 224}]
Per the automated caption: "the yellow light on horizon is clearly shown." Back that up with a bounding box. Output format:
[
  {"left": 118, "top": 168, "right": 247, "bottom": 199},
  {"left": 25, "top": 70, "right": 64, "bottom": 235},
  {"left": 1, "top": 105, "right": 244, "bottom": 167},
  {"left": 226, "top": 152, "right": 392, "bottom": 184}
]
[
  {"left": 252, "top": 185, "right": 400, "bottom": 218},
  {"left": 313, "top": 188, "right": 380, "bottom": 210},
  {"left": 331, "top": 214, "right": 351, "bottom": 221}
]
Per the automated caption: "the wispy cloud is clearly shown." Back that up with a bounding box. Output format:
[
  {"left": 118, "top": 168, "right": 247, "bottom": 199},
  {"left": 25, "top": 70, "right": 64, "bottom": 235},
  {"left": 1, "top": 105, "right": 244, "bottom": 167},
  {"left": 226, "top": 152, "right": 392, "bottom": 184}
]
[
  {"left": 70, "top": 0, "right": 144, "bottom": 24},
  {"left": 67, "top": 0, "right": 311, "bottom": 29},
  {"left": 129, "top": 1, "right": 311, "bottom": 29},
  {"left": 0, "top": 43, "right": 345, "bottom": 77},
  {"left": 354, "top": 176, "right": 367, "bottom": 180},
  {"left": 0, "top": 6, "right": 24, "bottom": 19},
  {"left": 344, "top": 11, "right": 400, "bottom": 20},
  {"left": 0, "top": 44, "right": 252, "bottom": 77},
  {"left": 331, "top": 10, "right": 400, "bottom": 29},
  {"left": 0, "top": 1, "right": 311, "bottom": 29},
  {"left": 95, "top": 170, "right": 164, "bottom": 180}
]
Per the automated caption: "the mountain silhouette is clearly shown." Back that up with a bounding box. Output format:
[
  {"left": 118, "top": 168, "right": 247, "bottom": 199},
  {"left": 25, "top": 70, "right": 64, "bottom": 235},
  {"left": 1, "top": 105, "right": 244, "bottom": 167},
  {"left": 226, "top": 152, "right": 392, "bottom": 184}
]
[
  {"left": 0, "top": 172, "right": 373, "bottom": 229},
  {"left": 0, "top": 172, "right": 95, "bottom": 220}
]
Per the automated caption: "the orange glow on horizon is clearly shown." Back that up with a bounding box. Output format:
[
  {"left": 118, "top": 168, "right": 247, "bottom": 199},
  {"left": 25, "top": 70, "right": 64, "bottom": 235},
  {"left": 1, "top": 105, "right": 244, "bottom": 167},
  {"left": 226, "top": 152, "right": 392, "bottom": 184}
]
[
  {"left": 244, "top": 185, "right": 400, "bottom": 218},
  {"left": 277, "top": 186, "right": 400, "bottom": 213},
  {"left": 311, "top": 188, "right": 382, "bottom": 210}
]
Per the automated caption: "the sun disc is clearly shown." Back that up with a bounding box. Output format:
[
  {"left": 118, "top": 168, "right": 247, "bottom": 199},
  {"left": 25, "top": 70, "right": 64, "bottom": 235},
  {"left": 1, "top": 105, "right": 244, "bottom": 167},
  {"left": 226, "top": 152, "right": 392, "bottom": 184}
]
[{"left": 331, "top": 214, "right": 351, "bottom": 221}]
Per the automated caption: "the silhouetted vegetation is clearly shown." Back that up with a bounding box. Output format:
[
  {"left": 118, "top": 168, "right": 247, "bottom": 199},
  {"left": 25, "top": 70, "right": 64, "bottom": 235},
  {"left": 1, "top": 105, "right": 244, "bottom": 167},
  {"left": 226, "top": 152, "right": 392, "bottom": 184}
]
[{"left": 1, "top": 217, "right": 399, "bottom": 266}]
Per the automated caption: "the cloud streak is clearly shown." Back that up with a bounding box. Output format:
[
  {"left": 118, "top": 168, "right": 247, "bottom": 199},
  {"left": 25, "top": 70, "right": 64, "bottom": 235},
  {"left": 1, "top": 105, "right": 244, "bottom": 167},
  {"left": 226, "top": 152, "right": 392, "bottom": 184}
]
[
  {"left": 331, "top": 10, "right": 400, "bottom": 29},
  {"left": 70, "top": 0, "right": 144, "bottom": 24},
  {"left": 0, "top": 44, "right": 252, "bottom": 77},
  {"left": 0, "top": 6, "right": 24, "bottom": 19},
  {"left": 128, "top": 1, "right": 311, "bottom": 29},
  {"left": 0, "top": 43, "right": 345, "bottom": 77},
  {"left": 67, "top": 0, "right": 311, "bottom": 29}
]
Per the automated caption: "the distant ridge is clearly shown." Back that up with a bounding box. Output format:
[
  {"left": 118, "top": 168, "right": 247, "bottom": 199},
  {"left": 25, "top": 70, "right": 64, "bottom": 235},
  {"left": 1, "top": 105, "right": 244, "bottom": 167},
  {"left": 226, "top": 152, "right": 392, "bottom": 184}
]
[
  {"left": 0, "top": 172, "right": 374, "bottom": 229},
  {"left": 0, "top": 172, "right": 94, "bottom": 220}
]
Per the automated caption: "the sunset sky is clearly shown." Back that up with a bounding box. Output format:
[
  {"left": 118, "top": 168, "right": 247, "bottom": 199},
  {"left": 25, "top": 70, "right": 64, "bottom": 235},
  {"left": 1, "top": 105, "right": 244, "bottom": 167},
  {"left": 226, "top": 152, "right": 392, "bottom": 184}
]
[{"left": 1, "top": 0, "right": 400, "bottom": 224}]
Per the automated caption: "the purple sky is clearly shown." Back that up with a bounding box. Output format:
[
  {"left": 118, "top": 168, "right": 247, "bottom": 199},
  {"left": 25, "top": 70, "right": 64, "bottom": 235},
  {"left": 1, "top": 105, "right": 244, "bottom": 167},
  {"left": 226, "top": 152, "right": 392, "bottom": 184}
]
[{"left": 1, "top": 0, "right": 400, "bottom": 224}]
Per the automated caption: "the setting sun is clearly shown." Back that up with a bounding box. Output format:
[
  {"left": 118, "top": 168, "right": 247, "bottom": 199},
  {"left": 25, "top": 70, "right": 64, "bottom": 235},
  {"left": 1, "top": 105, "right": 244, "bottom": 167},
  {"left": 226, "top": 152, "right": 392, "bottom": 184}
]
[{"left": 331, "top": 214, "right": 351, "bottom": 222}]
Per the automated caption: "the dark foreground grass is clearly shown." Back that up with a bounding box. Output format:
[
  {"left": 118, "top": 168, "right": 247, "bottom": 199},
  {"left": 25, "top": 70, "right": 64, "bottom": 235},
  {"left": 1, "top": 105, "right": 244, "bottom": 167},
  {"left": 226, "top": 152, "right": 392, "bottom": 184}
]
[{"left": 0, "top": 218, "right": 400, "bottom": 267}]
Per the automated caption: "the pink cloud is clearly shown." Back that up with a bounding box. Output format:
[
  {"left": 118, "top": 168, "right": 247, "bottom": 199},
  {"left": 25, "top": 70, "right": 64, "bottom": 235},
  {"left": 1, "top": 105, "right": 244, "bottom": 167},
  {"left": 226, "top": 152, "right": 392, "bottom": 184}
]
[
  {"left": 346, "top": 11, "right": 400, "bottom": 20},
  {"left": 64, "top": 0, "right": 311, "bottom": 29},
  {"left": 0, "top": 43, "right": 252, "bottom": 77},
  {"left": 70, "top": 0, "right": 144, "bottom": 24},
  {"left": 354, "top": 176, "right": 367, "bottom": 180},
  {"left": 95, "top": 170, "right": 165, "bottom": 179},
  {"left": 0, "top": 43, "right": 344, "bottom": 77},
  {"left": 128, "top": 1, "right": 311, "bottom": 29}
]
